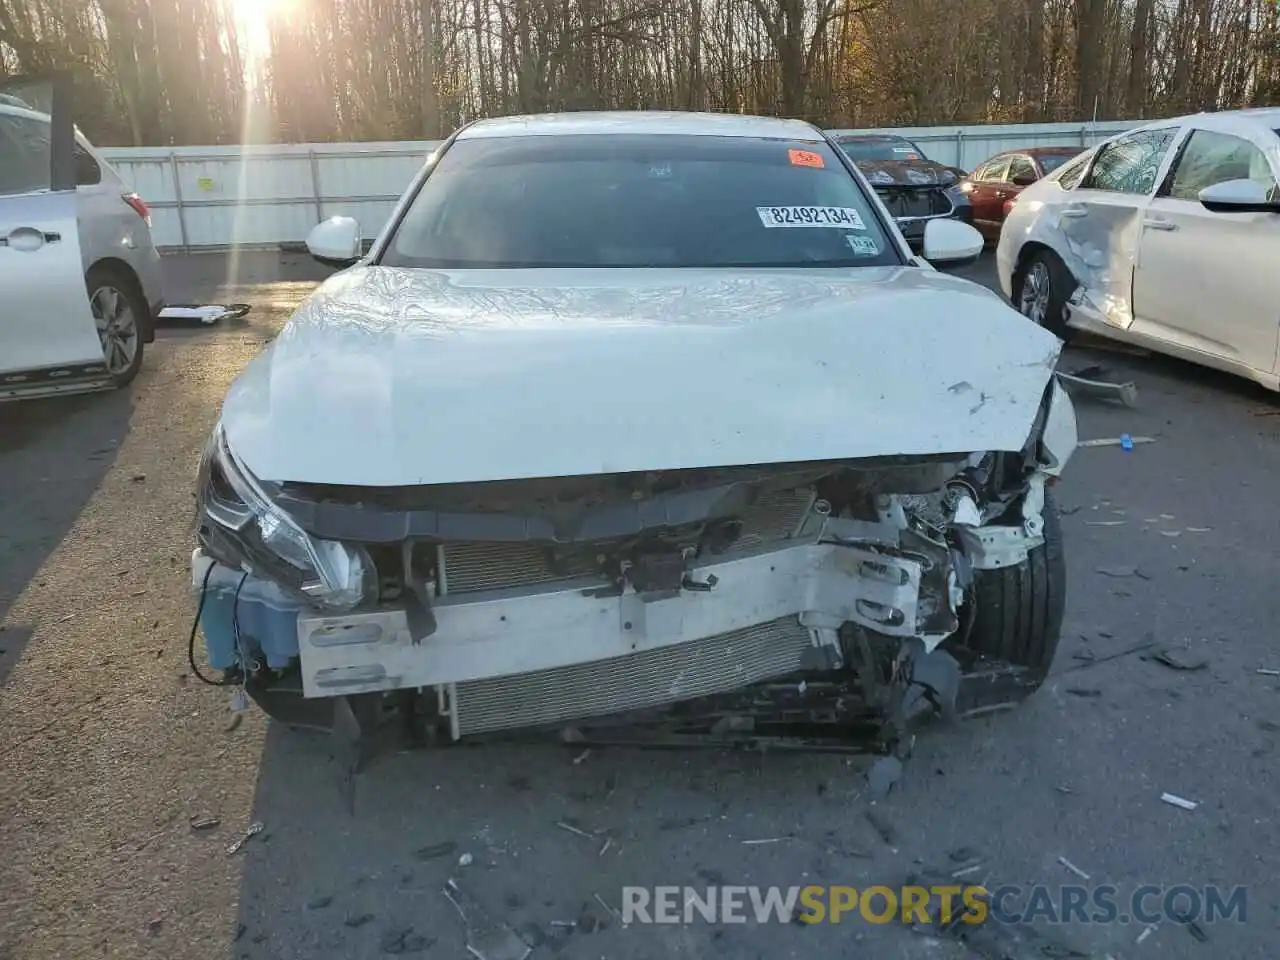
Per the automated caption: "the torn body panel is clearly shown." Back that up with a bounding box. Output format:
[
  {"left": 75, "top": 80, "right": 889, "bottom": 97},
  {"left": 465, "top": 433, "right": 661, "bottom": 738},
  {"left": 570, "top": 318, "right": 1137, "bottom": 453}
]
[{"left": 1028, "top": 193, "right": 1144, "bottom": 331}]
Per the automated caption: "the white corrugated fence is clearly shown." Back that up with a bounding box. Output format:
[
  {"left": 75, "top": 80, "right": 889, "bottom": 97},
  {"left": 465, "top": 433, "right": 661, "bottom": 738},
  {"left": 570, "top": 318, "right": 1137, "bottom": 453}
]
[{"left": 99, "top": 120, "right": 1138, "bottom": 251}]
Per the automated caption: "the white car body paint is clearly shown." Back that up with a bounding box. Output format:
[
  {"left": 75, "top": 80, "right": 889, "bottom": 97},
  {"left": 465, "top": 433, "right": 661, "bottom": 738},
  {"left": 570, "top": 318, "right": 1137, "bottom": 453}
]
[
  {"left": 220, "top": 264, "right": 1064, "bottom": 487},
  {"left": 997, "top": 107, "right": 1280, "bottom": 391}
]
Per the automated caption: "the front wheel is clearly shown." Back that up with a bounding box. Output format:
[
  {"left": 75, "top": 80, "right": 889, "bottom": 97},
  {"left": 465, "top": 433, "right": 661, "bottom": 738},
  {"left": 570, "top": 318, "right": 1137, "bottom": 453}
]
[
  {"left": 1015, "top": 250, "right": 1074, "bottom": 340},
  {"left": 86, "top": 264, "right": 146, "bottom": 388},
  {"left": 962, "top": 489, "right": 1066, "bottom": 684}
]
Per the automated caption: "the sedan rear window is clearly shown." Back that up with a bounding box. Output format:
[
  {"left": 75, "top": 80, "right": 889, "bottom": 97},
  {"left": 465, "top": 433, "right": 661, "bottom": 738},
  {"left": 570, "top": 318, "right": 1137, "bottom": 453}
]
[
  {"left": 1036, "top": 153, "right": 1076, "bottom": 174},
  {"left": 382, "top": 134, "right": 899, "bottom": 269}
]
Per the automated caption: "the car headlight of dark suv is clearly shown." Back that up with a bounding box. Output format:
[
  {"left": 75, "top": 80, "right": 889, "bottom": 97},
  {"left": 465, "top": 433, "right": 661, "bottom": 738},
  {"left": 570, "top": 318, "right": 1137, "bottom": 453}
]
[{"left": 196, "top": 424, "right": 373, "bottom": 610}]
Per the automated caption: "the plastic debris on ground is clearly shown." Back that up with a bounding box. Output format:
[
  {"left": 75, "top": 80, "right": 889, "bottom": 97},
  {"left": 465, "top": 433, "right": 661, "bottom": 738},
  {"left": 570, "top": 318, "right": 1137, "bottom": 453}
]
[
  {"left": 226, "top": 821, "right": 263, "bottom": 855},
  {"left": 1077, "top": 436, "right": 1156, "bottom": 448},
  {"left": 157, "top": 303, "right": 251, "bottom": 326},
  {"left": 1142, "top": 646, "right": 1209, "bottom": 672},
  {"left": 1159, "top": 792, "right": 1198, "bottom": 811},
  {"left": 1055, "top": 367, "right": 1139, "bottom": 407},
  {"left": 443, "top": 878, "right": 533, "bottom": 960}
]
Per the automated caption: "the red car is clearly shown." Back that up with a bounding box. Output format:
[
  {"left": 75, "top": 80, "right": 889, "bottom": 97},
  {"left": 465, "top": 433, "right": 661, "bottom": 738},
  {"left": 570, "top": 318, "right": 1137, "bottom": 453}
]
[{"left": 959, "top": 147, "right": 1083, "bottom": 241}]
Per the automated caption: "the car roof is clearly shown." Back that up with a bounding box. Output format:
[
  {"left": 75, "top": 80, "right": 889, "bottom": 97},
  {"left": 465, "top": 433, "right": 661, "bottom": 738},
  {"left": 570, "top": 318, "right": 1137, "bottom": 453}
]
[
  {"left": 1128, "top": 107, "right": 1280, "bottom": 135},
  {"left": 456, "top": 111, "right": 824, "bottom": 141}
]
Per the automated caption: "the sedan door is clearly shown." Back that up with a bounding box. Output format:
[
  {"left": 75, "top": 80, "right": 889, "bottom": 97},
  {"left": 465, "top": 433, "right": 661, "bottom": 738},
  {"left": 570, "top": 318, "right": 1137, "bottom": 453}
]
[
  {"left": 0, "top": 77, "right": 106, "bottom": 398},
  {"left": 964, "top": 157, "right": 1010, "bottom": 239},
  {"left": 1130, "top": 127, "right": 1280, "bottom": 376},
  {"left": 1054, "top": 126, "right": 1181, "bottom": 332}
]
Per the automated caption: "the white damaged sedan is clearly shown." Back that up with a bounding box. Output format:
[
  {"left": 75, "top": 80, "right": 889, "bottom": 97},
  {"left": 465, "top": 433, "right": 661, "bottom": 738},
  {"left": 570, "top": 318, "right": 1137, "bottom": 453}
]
[{"left": 191, "top": 112, "right": 1077, "bottom": 751}]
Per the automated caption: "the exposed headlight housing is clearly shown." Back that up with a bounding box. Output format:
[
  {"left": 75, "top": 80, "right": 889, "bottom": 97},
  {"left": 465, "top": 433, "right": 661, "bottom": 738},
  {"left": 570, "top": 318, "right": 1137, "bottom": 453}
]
[{"left": 196, "top": 424, "right": 373, "bottom": 610}]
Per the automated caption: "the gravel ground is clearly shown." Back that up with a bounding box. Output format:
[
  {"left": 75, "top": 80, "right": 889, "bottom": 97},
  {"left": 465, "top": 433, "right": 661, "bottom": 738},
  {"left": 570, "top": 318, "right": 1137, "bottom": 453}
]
[{"left": 2, "top": 251, "right": 1278, "bottom": 960}]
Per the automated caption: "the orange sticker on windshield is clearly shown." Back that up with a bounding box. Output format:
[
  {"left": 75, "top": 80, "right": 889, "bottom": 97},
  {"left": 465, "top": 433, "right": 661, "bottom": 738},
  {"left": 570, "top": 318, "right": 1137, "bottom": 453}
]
[{"left": 789, "top": 149, "right": 825, "bottom": 169}]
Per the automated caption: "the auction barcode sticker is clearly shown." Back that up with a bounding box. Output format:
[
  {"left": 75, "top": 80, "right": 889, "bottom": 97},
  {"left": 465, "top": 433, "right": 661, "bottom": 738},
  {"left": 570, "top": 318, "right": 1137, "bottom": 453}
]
[{"left": 757, "top": 206, "right": 866, "bottom": 229}]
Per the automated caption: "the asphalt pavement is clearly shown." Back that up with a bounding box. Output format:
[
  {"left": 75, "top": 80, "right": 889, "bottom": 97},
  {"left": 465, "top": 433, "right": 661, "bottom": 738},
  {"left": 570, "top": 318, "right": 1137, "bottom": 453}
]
[{"left": 1, "top": 251, "right": 1278, "bottom": 959}]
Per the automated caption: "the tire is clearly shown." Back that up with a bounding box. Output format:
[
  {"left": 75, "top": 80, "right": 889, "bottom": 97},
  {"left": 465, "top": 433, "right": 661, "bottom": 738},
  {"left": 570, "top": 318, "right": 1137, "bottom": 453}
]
[
  {"left": 86, "top": 263, "right": 147, "bottom": 388},
  {"left": 963, "top": 489, "right": 1066, "bottom": 681},
  {"left": 1014, "top": 249, "right": 1074, "bottom": 340}
]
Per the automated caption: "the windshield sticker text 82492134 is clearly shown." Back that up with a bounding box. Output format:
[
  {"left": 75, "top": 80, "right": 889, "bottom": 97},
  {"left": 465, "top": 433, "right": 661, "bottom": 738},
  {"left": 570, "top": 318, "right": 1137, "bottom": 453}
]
[{"left": 756, "top": 206, "right": 866, "bottom": 229}]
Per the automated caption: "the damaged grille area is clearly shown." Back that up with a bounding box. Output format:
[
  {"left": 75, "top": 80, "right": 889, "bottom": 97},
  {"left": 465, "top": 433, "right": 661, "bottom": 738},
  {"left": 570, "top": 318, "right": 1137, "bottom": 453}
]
[
  {"left": 450, "top": 616, "right": 814, "bottom": 737},
  {"left": 440, "top": 487, "right": 815, "bottom": 594}
]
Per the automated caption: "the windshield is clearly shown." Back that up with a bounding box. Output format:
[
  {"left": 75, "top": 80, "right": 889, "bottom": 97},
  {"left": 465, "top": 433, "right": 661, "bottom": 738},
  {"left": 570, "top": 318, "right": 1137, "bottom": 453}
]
[
  {"left": 381, "top": 134, "right": 900, "bottom": 269},
  {"left": 1036, "top": 153, "right": 1077, "bottom": 174},
  {"left": 835, "top": 137, "right": 927, "bottom": 163}
]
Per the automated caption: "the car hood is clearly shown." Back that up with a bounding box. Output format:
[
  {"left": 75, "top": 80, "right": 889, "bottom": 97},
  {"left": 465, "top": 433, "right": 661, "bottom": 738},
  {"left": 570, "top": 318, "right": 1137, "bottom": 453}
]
[
  {"left": 855, "top": 159, "right": 962, "bottom": 187},
  {"left": 220, "top": 265, "right": 1063, "bottom": 487}
]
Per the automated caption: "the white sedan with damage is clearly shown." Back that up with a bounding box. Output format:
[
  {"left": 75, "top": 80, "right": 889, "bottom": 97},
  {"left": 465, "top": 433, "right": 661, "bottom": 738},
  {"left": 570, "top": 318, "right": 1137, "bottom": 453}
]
[
  {"left": 191, "top": 111, "right": 1077, "bottom": 752},
  {"left": 998, "top": 108, "right": 1280, "bottom": 392}
]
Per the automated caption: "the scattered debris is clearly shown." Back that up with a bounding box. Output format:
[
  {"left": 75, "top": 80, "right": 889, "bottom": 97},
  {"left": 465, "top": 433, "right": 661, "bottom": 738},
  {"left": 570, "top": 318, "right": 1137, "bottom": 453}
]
[
  {"left": 226, "top": 821, "right": 263, "bottom": 856},
  {"left": 1185, "top": 526, "right": 1211, "bottom": 533},
  {"left": 1171, "top": 907, "right": 1209, "bottom": 942},
  {"left": 1256, "top": 719, "right": 1280, "bottom": 732},
  {"left": 1059, "top": 635, "right": 1158, "bottom": 674},
  {"left": 380, "top": 926, "right": 435, "bottom": 954},
  {"left": 1135, "top": 924, "right": 1155, "bottom": 945},
  {"left": 1257, "top": 668, "right": 1280, "bottom": 677},
  {"left": 307, "top": 895, "right": 333, "bottom": 910},
  {"left": 1159, "top": 530, "right": 1181, "bottom": 537},
  {"left": 1057, "top": 856, "right": 1091, "bottom": 880},
  {"left": 571, "top": 749, "right": 591, "bottom": 765},
  {"left": 414, "top": 841, "right": 458, "bottom": 861},
  {"left": 1159, "top": 792, "right": 1198, "bottom": 811},
  {"left": 157, "top": 303, "right": 251, "bottom": 326},
  {"left": 1144, "top": 647, "right": 1209, "bottom": 672},
  {"left": 866, "top": 755, "right": 904, "bottom": 798},
  {"left": 458, "top": 852, "right": 474, "bottom": 867},
  {"left": 865, "top": 809, "right": 898, "bottom": 847},
  {"left": 1085, "top": 520, "right": 1127, "bottom": 526},
  {"left": 443, "top": 878, "right": 533, "bottom": 960},
  {"left": 948, "top": 846, "right": 977, "bottom": 862},
  {"left": 1095, "top": 565, "right": 1150, "bottom": 579},
  {"left": 56, "top": 614, "right": 75, "bottom": 624},
  {"left": 1077, "top": 436, "right": 1156, "bottom": 448},
  {"left": 1056, "top": 370, "right": 1139, "bottom": 407},
  {"left": 224, "top": 714, "right": 243, "bottom": 734},
  {"left": 345, "top": 913, "right": 376, "bottom": 928},
  {"left": 951, "top": 861, "right": 985, "bottom": 878},
  {"left": 147, "top": 918, "right": 163, "bottom": 936},
  {"left": 598, "top": 837, "right": 613, "bottom": 857},
  {"left": 188, "top": 814, "right": 220, "bottom": 831},
  {"left": 593, "top": 892, "right": 621, "bottom": 923},
  {"left": 1065, "top": 687, "right": 1102, "bottom": 698},
  {"left": 742, "top": 837, "right": 787, "bottom": 846},
  {"left": 1056, "top": 785, "right": 1073, "bottom": 794},
  {"left": 555, "top": 820, "right": 593, "bottom": 840}
]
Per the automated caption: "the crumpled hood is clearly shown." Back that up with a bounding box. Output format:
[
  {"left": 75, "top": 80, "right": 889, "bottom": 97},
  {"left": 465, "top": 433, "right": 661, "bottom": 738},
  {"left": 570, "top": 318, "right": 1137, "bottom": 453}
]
[
  {"left": 221, "top": 265, "right": 1063, "bottom": 487},
  {"left": 856, "top": 159, "right": 962, "bottom": 188}
]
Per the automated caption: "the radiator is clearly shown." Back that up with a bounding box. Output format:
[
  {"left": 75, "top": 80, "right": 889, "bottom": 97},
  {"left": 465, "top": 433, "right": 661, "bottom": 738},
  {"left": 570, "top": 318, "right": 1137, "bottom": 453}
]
[{"left": 449, "top": 615, "right": 815, "bottom": 738}]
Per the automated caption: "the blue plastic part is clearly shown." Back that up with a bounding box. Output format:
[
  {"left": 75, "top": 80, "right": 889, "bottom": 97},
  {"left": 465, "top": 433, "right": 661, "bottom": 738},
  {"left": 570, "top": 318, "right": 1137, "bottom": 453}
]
[
  {"left": 1120, "top": 433, "right": 1134, "bottom": 451},
  {"left": 198, "top": 561, "right": 304, "bottom": 670}
]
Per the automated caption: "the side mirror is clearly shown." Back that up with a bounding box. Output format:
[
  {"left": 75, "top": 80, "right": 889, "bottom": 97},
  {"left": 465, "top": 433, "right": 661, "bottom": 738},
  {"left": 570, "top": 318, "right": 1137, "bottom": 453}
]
[
  {"left": 305, "top": 216, "right": 362, "bottom": 268},
  {"left": 921, "top": 219, "right": 984, "bottom": 268},
  {"left": 1199, "top": 178, "right": 1280, "bottom": 214},
  {"left": 1011, "top": 171, "right": 1037, "bottom": 187}
]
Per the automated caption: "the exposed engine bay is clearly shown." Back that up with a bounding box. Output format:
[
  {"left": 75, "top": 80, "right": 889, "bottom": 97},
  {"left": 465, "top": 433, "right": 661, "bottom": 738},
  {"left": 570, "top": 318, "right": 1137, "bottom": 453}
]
[{"left": 191, "top": 378, "right": 1075, "bottom": 761}]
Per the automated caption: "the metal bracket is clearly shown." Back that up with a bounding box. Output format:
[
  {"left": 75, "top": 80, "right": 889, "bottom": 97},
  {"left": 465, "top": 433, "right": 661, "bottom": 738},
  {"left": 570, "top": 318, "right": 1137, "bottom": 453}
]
[{"left": 955, "top": 524, "right": 1043, "bottom": 571}]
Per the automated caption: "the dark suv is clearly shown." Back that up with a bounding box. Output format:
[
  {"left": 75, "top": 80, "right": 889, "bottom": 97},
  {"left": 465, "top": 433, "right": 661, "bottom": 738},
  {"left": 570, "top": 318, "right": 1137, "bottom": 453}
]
[{"left": 830, "top": 133, "right": 973, "bottom": 253}]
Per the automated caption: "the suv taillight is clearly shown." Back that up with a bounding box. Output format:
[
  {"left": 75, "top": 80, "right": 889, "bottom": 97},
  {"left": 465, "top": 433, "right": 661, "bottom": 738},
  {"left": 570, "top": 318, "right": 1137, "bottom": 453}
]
[{"left": 123, "top": 193, "right": 151, "bottom": 226}]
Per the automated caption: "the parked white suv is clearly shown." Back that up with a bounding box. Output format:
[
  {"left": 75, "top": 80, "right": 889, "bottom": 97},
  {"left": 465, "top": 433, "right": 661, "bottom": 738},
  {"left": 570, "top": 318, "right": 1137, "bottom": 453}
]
[{"left": 0, "top": 81, "right": 165, "bottom": 401}]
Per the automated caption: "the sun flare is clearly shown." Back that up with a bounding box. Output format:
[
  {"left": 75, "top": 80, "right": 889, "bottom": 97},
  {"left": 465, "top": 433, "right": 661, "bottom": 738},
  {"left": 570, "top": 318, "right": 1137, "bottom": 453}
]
[{"left": 232, "top": 0, "right": 291, "bottom": 62}]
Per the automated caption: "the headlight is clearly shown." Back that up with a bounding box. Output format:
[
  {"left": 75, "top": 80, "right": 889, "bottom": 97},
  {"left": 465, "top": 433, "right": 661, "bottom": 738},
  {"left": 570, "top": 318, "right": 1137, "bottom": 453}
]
[{"left": 196, "top": 424, "right": 373, "bottom": 609}]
